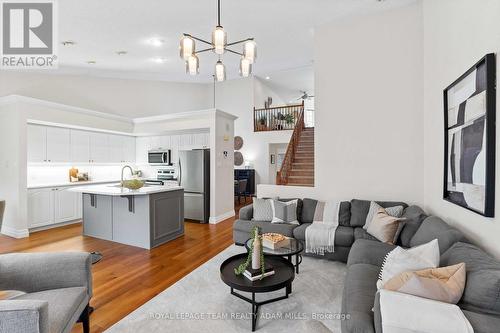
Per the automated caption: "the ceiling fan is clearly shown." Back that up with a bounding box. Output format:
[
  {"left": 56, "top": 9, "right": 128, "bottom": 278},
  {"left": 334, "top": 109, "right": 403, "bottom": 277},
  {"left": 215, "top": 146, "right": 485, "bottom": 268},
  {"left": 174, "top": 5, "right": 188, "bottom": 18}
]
[{"left": 294, "top": 91, "right": 315, "bottom": 101}]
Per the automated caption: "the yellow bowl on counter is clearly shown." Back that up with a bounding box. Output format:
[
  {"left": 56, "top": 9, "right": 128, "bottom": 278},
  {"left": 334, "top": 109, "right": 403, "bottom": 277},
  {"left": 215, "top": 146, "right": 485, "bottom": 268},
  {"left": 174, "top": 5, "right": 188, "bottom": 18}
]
[{"left": 121, "top": 179, "right": 145, "bottom": 190}]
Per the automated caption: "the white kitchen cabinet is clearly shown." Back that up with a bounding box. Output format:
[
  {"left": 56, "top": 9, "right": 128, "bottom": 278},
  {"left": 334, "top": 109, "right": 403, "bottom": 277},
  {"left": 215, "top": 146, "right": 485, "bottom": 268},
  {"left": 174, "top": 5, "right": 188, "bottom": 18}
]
[
  {"left": 180, "top": 133, "right": 193, "bottom": 149},
  {"left": 108, "top": 134, "right": 123, "bottom": 163},
  {"left": 54, "top": 188, "right": 82, "bottom": 223},
  {"left": 46, "top": 127, "right": 70, "bottom": 162},
  {"left": 135, "top": 136, "right": 150, "bottom": 164},
  {"left": 150, "top": 136, "right": 162, "bottom": 150},
  {"left": 27, "top": 124, "right": 47, "bottom": 162},
  {"left": 28, "top": 186, "right": 82, "bottom": 229},
  {"left": 90, "top": 132, "right": 109, "bottom": 163},
  {"left": 123, "top": 136, "right": 136, "bottom": 163},
  {"left": 193, "top": 132, "right": 210, "bottom": 149},
  {"left": 159, "top": 135, "right": 171, "bottom": 150},
  {"left": 70, "top": 130, "right": 91, "bottom": 163},
  {"left": 27, "top": 188, "right": 55, "bottom": 228},
  {"left": 170, "top": 134, "right": 180, "bottom": 165}
]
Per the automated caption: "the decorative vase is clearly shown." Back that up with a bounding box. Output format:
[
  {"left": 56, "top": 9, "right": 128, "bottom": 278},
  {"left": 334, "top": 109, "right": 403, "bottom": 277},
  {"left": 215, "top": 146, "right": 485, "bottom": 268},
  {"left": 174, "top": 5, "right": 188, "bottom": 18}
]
[{"left": 252, "top": 236, "right": 261, "bottom": 270}]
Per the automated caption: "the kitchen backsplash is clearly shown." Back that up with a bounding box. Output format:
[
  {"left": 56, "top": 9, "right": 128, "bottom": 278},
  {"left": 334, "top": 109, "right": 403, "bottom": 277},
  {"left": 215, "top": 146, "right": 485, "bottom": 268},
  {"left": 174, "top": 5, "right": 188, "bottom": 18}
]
[{"left": 27, "top": 164, "right": 177, "bottom": 185}]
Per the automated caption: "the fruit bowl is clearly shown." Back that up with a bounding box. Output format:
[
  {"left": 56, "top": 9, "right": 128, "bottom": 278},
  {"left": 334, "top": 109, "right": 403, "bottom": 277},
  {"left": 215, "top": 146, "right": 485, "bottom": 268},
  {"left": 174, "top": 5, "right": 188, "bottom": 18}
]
[{"left": 121, "top": 179, "right": 145, "bottom": 190}]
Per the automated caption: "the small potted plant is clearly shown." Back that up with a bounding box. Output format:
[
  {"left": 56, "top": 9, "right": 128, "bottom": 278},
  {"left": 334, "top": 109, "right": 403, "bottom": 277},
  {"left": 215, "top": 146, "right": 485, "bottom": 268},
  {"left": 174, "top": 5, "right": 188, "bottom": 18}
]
[{"left": 258, "top": 116, "right": 268, "bottom": 130}]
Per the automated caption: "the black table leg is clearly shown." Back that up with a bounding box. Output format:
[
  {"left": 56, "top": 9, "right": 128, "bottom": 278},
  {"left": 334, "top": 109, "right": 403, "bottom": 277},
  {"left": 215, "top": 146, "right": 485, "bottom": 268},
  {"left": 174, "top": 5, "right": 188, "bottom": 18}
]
[{"left": 252, "top": 292, "right": 258, "bottom": 332}]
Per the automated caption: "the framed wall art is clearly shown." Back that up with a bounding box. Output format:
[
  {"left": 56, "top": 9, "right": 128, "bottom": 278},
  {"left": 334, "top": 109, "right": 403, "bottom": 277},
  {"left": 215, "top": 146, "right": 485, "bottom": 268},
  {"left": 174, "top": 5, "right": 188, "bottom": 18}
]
[{"left": 443, "top": 53, "right": 496, "bottom": 217}]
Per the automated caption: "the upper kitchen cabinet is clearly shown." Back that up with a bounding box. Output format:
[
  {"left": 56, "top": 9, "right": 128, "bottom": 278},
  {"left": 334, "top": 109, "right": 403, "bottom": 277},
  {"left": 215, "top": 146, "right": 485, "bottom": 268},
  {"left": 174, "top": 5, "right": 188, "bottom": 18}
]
[
  {"left": 27, "top": 124, "right": 47, "bottom": 162},
  {"left": 46, "top": 127, "right": 70, "bottom": 162},
  {"left": 123, "top": 136, "right": 136, "bottom": 163},
  {"left": 89, "top": 132, "right": 110, "bottom": 163},
  {"left": 70, "top": 130, "right": 91, "bottom": 163},
  {"left": 27, "top": 125, "right": 70, "bottom": 163},
  {"left": 136, "top": 136, "right": 150, "bottom": 164},
  {"left": 109, "top": 134, "right": 136, "bottom": 163}
]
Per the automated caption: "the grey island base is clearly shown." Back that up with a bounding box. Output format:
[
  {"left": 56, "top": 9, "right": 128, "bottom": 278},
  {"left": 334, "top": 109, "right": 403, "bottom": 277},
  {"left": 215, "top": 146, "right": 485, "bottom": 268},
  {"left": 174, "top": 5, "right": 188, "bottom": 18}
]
[{"left": 70, "top": 184, "right": 184, "bottom": 249}]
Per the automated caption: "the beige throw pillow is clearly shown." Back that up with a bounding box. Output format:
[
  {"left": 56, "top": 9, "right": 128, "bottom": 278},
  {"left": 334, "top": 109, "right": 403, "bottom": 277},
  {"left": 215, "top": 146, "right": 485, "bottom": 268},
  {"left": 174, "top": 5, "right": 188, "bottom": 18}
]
[
  {"left": 367, "top": 208, "right": 404, "bottom": 244},
  {"left": 382, "top": 263, "right": 466, "bottom": 304}
]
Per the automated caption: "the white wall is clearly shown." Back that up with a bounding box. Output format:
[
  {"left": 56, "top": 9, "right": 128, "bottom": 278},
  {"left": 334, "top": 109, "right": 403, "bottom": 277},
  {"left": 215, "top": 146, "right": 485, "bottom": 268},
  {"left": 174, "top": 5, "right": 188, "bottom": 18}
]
[
  {"left": 260, "top": 2, "right": 424, "bottom": 203},
  {"left": 0, "top": 72, "right": 212, "bottom": 118},
  {"left": 423, "top": 0, "right": 500, "bottom": 257},
  {"left": 0, "top": 104, "right": 28, "bottom": 237},
  {"left": 215, "top": 77, "right": 292, "bottom": 184},
  {"left": 253, "top": 77, "right": 288, "bottom": 109}
]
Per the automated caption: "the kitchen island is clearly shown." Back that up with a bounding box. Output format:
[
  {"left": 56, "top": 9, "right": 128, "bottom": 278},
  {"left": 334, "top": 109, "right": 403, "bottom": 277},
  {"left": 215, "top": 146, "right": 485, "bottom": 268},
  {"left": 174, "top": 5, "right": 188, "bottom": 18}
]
[{"left": 70, "top": 183, "right": 184, "bottom": 249}]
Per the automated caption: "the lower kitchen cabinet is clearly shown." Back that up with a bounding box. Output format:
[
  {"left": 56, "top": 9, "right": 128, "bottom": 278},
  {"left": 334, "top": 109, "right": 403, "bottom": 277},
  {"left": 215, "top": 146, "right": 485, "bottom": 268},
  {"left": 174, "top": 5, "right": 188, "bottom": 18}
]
[{"left": 28, "top": 186, "right": 82, "bottom": 229}]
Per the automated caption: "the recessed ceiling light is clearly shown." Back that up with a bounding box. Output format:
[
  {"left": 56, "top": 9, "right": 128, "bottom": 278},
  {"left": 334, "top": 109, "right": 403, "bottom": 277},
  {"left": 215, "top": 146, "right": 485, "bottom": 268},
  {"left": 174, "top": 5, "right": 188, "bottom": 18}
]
[
  {"left": 86, "top": 60, "right": 96, "bottom": 65},
  {"left": 116, "top": 50, "right": 127, "bottom": 56},
  {"left": 61, "top": 40, "right": 76, "bottom": 46},
  {"left": 152, "top": 57, "right": 168, "bottom": 64},
  {"left": 265, "top": 76, "right": 270, "bottom": 80},
  {"left": 148, "top": 38, "right": 165, "bottom": 47}
]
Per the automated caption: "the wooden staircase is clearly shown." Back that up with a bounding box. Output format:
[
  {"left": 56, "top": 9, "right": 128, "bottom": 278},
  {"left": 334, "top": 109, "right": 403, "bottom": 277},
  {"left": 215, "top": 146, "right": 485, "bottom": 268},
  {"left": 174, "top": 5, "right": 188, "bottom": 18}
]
[
  {"left": 287, "top": 128, "right": 314, "bottom": 186},
  {"left": 276, "top": 106, "right": 315, "bottom": 187}
]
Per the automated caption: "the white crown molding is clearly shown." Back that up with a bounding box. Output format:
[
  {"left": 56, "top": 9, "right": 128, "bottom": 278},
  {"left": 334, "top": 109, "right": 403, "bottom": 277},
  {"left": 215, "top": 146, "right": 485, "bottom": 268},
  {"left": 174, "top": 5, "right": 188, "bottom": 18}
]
[
  {"left": 133, "top": 109, "right": 237, "bottom": 124},
  {"left": 0, "top": 95, "right": 133, "bottom": 123}
]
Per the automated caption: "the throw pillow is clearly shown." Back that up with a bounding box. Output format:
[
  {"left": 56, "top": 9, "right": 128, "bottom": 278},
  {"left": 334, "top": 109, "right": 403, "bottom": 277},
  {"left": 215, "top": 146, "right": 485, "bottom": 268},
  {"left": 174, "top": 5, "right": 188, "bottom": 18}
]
[
  {"left": 252, "top": 198, "right": 273, "bottom": 221},
  {"left": 364, "top": 201, "right": 403, "bottom": 231},
  {"left": 270, "top": 199, "right": 299, "bottom": 225},
  {"left": 0, "top": 290, "right": 25, "bottom": 300},
  {"left": 377, "top": 239, "right": 440, "bottom": 289},
  {"left": 367, "top": 208, "right": 405, "bottom": 244},
  {"left": 382, "top": 263, "right": 466, "bottom": 304}
]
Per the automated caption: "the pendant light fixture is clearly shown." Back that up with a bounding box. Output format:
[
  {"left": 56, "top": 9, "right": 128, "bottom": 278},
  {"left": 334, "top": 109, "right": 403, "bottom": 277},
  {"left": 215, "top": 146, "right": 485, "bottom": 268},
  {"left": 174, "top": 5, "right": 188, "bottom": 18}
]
[{"left": 179, "top": 0, "right": 256, "bottom": 81}]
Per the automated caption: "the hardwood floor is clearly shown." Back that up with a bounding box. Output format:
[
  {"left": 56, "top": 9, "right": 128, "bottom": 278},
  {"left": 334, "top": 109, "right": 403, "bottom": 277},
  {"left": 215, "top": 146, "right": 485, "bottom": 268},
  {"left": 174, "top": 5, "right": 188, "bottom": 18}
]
[{"left": 0, "top": 200, "right": 251, "bottom": 333}]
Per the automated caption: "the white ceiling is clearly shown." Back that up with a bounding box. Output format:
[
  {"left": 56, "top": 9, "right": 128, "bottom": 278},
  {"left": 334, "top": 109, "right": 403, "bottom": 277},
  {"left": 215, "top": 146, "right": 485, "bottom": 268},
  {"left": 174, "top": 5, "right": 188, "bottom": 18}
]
[{"left": 56, "top": 0, "right": 417, "bottom": 83}]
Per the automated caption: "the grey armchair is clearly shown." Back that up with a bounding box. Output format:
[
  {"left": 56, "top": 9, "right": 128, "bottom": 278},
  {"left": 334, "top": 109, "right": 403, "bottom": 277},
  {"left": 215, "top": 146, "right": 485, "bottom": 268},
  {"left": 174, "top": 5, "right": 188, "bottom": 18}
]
[{"left": 0, "top": 252, "right": 92, "bottom": 333}]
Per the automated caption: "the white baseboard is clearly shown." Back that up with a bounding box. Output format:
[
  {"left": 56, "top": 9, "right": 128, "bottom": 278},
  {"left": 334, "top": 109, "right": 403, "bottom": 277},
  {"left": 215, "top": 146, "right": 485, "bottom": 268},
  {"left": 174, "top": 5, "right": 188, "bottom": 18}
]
[
  {"left": 1, "top": 225, "right": 29, "bottom": 238},
  {"left": 29, "top": 219, "right": 81, "bottom": 233},
  {"left": 209, "top": 210, "right": 235, "bottom": 224}
]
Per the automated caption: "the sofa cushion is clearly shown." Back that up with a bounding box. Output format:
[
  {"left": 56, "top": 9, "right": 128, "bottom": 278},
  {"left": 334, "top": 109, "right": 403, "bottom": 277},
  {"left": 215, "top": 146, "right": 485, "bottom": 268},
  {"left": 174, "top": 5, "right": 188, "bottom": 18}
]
[
  {"left": 13, "top": 287, "right": 87, "bottom": 333},
  {"left": 350, "top": 199, "right": 408, "bottom": 227},
  {"left": 410, "top": 216, "right": 465, "bottom": 254},
  {"left": 301, "top": 198, "right": 318, "bottom": 223},
  {"left": 341, "top": 263, "right": 379, "bottom": 333},
  {"left": 441, "top": 242, "right": 500, "bottom": 316},
  {"left": 354, "top": 227, "right": 378, "bottom": 242},
  {"left": 292, "top": 224, "right": 354, "bottom": 247},
  {"left": 233, "top": 219, "right": 297, "bottom": 238},
  {"left": 398, "top": 205, "right": 428, "bottom": 247},
  {"left": 347, "top": 239, "right": 396, "bottom": 268},
  {"left": 277, "top": 198, "right": 303, "bottom": 223},
  {"left": 338, "top": 201, "right": 351, "bottom": 226},
  {"left": 238, "top": 204, "right": 253, "bottom": 220},
  {"left": 463, "top": 310, "right": 500, "bottom": 333}
]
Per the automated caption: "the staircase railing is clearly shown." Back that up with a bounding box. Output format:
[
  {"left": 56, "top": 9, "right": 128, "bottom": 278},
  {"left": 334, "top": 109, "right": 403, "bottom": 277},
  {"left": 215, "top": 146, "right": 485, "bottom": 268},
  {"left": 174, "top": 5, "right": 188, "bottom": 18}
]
[
  {"left": 276, "top": 109, "right": 305, "bottom": 185},
  {"left": 254, "top": 102, "right": 304, "bottom": 132}
]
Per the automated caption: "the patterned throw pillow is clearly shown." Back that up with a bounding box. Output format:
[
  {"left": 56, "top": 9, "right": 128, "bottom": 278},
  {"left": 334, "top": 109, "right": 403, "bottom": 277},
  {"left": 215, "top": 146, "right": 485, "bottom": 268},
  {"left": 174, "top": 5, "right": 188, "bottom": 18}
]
[
  {"left": 270, "top": 199, "right": 299, "bottom": 225},
  {"left": 364, "top": 201, "right": 404, "bottom": 230},
  {"left": 252, "top": 198, "right": 273, "bottom": 222},
  {"left": 377, "top": 239, "right": 440, "bottom": 289},
  {"left": 367, "top": 208, "right": 405, "bottom": 244},
  {"left": 382, "top": 263, "right": 466, "bottom": 304}
]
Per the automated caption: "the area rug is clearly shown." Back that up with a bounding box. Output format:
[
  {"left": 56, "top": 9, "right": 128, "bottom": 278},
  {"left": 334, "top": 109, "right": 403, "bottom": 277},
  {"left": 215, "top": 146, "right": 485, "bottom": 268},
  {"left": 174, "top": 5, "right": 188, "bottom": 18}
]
[{"left": 106, "top": 245, "right": 347, "bottom": 333}]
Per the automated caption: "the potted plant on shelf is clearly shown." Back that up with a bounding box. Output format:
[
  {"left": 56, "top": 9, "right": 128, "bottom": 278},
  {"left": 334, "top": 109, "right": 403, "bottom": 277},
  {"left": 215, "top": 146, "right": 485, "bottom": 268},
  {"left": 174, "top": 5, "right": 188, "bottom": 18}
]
[
  {"left": 258, "top": 116, "right": 268, "bottom": 130},
  {"left": 284, "top": 113, "right": 295, "bottom": 128}
]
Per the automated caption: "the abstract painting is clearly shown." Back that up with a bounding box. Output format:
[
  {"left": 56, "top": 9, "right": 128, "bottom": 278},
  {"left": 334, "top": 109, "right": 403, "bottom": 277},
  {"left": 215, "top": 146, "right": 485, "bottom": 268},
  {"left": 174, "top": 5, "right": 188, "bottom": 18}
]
[{"left": 444, "top": 54, "right": 496, "bottom": 217}]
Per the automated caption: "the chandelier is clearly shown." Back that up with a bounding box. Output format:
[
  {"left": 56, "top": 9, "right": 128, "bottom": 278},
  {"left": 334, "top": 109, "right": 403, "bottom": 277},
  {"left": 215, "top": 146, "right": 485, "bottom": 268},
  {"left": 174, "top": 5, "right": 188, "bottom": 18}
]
[{"left": 179, "top": 0, "right": 257, "bottom": 82}]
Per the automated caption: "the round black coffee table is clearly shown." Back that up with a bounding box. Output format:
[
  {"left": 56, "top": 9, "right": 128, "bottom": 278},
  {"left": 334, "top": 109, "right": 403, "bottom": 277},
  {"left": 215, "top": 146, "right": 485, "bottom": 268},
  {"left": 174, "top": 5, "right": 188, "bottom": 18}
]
[
  {"left": 245, "top": 238, "right": 304, "bottom": 274},
  {"left": 220, "top": 253, "right": 295, "bottom": 331}
]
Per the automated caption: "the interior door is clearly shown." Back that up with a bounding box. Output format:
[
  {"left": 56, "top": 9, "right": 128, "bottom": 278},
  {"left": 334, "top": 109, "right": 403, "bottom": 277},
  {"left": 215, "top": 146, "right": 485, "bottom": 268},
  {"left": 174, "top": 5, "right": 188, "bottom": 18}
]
[{"left": 179, "top": 150, "right": 204, "bottom": 193}]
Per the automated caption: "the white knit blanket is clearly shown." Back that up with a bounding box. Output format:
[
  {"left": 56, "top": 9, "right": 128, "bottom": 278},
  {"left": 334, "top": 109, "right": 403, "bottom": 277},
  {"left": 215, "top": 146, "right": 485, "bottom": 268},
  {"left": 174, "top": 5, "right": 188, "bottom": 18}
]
[{"left": 305, "top": 201, "right": 339, "bottom": 255}]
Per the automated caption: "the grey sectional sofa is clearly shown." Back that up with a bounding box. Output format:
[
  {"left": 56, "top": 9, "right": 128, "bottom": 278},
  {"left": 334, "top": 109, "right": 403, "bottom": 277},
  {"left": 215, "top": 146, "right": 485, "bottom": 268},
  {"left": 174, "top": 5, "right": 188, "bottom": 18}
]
[{"left": 233, "top": 198, "right": 500, "bottom": 333}]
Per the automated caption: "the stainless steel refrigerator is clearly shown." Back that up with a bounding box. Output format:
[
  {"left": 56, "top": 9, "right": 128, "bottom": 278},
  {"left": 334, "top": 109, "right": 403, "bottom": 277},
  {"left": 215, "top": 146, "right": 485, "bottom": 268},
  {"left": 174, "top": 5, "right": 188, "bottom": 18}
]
[{"left": 178, "top": 149, "right": 210, "bottom": 223}]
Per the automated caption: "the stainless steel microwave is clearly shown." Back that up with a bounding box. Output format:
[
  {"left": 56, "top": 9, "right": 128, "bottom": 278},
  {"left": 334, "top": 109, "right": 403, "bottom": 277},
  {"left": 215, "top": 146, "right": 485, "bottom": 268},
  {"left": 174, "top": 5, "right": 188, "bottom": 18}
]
[{"left": 148, "top": 150, "right": 172, "bottom": 165}]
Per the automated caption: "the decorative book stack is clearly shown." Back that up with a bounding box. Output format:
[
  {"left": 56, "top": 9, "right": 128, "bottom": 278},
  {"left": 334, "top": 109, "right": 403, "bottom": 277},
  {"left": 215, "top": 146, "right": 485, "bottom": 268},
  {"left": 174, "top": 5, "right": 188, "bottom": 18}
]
[
  {"left": 243, "top": 262, "right": 274, "bottom": 281},
  {"left": 262, "top": 233, "right": 290, "bottom": 250}
]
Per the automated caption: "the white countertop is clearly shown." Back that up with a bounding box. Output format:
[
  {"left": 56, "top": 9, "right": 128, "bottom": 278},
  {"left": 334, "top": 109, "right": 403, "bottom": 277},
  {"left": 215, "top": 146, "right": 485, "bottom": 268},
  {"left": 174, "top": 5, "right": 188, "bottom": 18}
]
[
  {"left": 68, "top": 182, "right": 183, "bottom": 196},
  {"left": 28, "top": 179, "right": 120, "bottom": 189}
]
